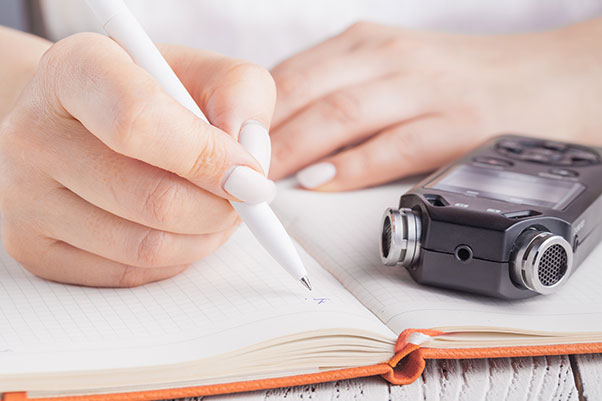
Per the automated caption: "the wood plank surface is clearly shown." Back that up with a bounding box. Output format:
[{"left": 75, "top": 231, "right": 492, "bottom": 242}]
[
  {"left": 388, "top": 357, "right": 579, "bottom": 401},
  {"left": 573, "top": 354, "right": 602, "bottom": 401},
  {"left": 174, "top": 355, "right": 583, "bottom": 401}
]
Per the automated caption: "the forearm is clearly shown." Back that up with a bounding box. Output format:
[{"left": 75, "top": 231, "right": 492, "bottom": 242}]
[{"left": 0, "top": 26, "right": 51, "bottom": 121}]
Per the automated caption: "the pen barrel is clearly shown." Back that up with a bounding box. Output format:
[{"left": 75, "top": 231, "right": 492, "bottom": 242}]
[
  {"left": 87, "top": 0, "right": 309, "bottom": 287},
  {"left": 95, "top": 2, "right": 208, "bottom": 122},
  {"left": 232, "top": 202, "right": 307, "bottom": 281}
]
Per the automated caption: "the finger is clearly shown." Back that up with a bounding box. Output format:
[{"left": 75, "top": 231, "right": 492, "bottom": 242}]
[
  {"left": 1, "top": 218, "right": 189, "bottom": 287},
  {"left": 38, "top": 33, "right": 273, "bottom": 203},
  {"left": 43, "top": 122, "right": 237, "bottom": 234},
  {"left": 271, "top": 25, "right": 402, "bottom": 127},
  {"left": 295, "top": 117, "right": 478, "bottom": 191},
  {"left": 269, "top": 76, "right": 431, "bottom": 180},
  {"left": 160, "top": 45, "right": 276, "bottom": 141},
  {"left": 37, "top": 186, "right": 237, "bottom": 268}
]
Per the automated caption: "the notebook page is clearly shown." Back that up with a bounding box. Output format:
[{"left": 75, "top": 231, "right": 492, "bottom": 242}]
[
  {"left": 272, "top": 180, "right": 602, "bottom": 335},
  {"left": 0, "top": 224, "right": 395, "bottom": 376}
]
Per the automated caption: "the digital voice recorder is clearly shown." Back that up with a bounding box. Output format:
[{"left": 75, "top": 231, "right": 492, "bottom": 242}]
[{"left": 379, "top": 134, "right": 602, "bottom": 299}]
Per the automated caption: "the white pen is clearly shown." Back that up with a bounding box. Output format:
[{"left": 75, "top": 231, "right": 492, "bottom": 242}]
[{"left": 86, "top": 0, "right": 311, "bottom": 291}]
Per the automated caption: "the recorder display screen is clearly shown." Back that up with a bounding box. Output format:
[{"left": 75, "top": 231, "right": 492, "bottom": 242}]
[{"left": 429, "top": 164, "right": 584, "bottom": 210}]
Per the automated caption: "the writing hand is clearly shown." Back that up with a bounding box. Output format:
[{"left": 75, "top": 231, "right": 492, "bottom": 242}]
[{"left": 0, "top": 34, "right": 276, "bottom": 286}]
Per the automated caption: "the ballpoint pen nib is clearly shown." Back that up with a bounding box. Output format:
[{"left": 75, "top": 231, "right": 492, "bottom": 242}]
[{"left": 300, "top": 276, "right": 312, "bottom": 291}]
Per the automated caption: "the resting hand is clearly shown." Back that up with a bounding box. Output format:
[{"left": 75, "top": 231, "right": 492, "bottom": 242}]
[
  {"left": 0, "top": 33, "right": 276, "bottom": 287},
  {"left": 269, "top": 20, "right": 602, "bottom": 190}
]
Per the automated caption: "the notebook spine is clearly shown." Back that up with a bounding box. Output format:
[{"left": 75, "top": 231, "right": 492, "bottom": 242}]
[
  {"left": 381, "top": 328, "right": 602, "bottom": 387},
  {"left": 381, "top": 329, "right": 444, "bottom": 385}
]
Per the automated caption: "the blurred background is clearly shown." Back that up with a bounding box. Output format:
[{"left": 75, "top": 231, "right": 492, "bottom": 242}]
[{"left": 3, "top": 0, "right": 602, "bottom": 68}]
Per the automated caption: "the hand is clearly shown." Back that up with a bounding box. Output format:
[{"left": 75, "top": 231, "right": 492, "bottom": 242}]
[
  {"left": 269, "top": 19, "right": 602, "bottom": 190},
  {"left": 0, "top": 33, "right": 276, "bottom": 287}
]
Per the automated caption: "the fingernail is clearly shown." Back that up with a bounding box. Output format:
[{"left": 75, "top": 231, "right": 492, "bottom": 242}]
[
  {"left": 296, "top": 162, "right": 336, "bottom": 189},
  {"left": 239, "top": 120, "right": 271, "bottom": 174},
  {"left": 223, "top": 166, "right": 277, "bottom": 204}
]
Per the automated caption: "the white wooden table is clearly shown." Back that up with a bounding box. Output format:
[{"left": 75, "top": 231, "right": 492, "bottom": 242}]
[{"left": 166, "top": 354, "right": 602, "bottom": 401}]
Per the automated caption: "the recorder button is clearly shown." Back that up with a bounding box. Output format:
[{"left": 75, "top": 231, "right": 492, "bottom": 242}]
[
  {"left": 568, "top": 149, "right": 600, "bottom": 166},
  {"left": 472, "top": 157, "right": 513, "bottom": 168},
  {"left": 496, "top": 139, "right": 526, "bottom": 154},
  {"left": 503, "top": 210, "right": 541, "bottom": 219},
  {"left": 549, "top": 168, "right": 579, "bottom": 178},
  {"left": 519, "top": 152, "right": 550, "bottom": 163},
  {"left": 519, "top": 147, "right": 565, "bottom": 163},
  {"left": 542, "top": 141, "right": 568, "bottom": 152}
]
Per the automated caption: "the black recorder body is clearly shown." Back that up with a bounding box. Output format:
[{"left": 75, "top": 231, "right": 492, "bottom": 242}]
[{"left": 379, "top": 134, "right": 602, "bottom": 299}]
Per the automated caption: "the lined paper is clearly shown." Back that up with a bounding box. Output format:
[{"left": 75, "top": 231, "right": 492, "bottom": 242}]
[{"left": 272, "top": 180, "right": 602, "bottom": 335}]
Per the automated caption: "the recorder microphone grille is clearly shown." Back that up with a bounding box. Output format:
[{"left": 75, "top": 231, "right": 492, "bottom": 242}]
[
  {"left": 511, "top": 230, "right": 573, "bottom": 295},
  {"left": 381, "top": 216, "right": 393, "bottom": 259},
  {"left": 538, "top": 244, "right": 568, "bottom": 287},
  {"left": 379, "top": 208, "right": 421, "bottom": 267}
]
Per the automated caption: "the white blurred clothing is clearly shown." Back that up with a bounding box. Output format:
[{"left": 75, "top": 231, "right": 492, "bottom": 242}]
[{"left": 40, "top": 0, "right": 602, "bottom": 68}]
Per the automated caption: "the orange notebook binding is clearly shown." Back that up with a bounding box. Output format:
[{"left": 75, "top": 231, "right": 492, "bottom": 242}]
[{"left": 5, "top": 329, "right": 602, "bottom": 401}]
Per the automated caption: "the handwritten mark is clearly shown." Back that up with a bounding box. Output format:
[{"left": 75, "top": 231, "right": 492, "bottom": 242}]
[{"left": 313, "top": 298, "right": 330, "bottom": 305}]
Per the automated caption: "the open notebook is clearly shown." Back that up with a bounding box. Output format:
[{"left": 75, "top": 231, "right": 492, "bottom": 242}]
[{"left": 2, "top": 180, "right": 602, "bottom": 400}]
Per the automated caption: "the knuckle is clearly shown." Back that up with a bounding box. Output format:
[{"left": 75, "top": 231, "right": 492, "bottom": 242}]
[
  {"left": 205, "top": 61, "right": 276, "bottom": 132},
  {"left": 38, "top": 38, "right": 71, "bottom": 78},
  {"left": 322, "top": 90, "right": 362, "bottom": 125},
  {"left": 186, "top": 129, "right": 228, "bottom": 183},
  {"left": 0, "top": 111, "right": 36, "bottom": 163},
  {"left": 42, "top": 32, "right": 162, "bottom": 154},
  {"left": 391, "top": 129, "right": 418, "bottom": 157},
  {"left": 41, "top": 32, "right": 116, "bottom": 67},
  {"left": 0, "top": 112, "right": 17, "bottom": 150},
  {"left": 222, "top": 61, "right": 276, "bottom": 107},
  {"left": 39, "top": 33, "right": 107, "bottom": 87},
  {"left": 208, "top": 201, "right": 239, "bottom": 232},
  {"left": 388, "top": 129, "right": 430, "bottom": 171},
  {"left": 117, "top": 266, "right": 148, "bottom": 288},
  {"left": 110, "top": 79, "right": 160, "bottom": 152},
  {"left": 143, "top": 174, "right": 181, "bottom": 226},
  {"left": 275, "top": 70, "right": 310, "bottom": 101},
  {"left": 228, "top": 61, "right": 273, "bottom": 86},
  {"left": 206, "top": 230, "right": 232, "bottom": 255},
  {"left": 250, "top": 64, "right": 277, "bottom": 103},
  {"left": 345, "top": 21, "right": 377, "bottom": 36},
  {"left": 271, "top": 133, "right": 296, "bottom": 164},
  {"left": 221, "top": 206, "right": 240, "bottom": 229},
  {"left": 374, "top": 36, "right": 405, "bottom": 54},
  {"left": 135, "top": 229, "right": 169, "bottom": 267}
]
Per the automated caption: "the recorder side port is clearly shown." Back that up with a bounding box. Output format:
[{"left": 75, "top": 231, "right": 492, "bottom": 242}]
[
  {"left": 454, "top": 245, "right": 473, "bottom": 263},
  {"left": 424, "top": 194, "right": 448, "bottom": 207}
]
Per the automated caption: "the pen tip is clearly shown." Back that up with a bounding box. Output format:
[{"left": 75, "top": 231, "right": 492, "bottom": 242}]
[{"left": 300, "top": 276, "right": 312, "bottom": 291}]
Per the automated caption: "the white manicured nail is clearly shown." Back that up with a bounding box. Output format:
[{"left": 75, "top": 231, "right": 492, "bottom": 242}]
[
  {"left": 223, "top": 166, "right": 276, "bottom": 204},
  {"left": 239, "top": 121, "right": 271, "bottom": 174},
  {"left": 296, "top": 162, "right": 336, "bottom": 189}
]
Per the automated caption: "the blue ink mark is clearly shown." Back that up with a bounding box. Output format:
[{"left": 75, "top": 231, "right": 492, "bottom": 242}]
[{"left": 313, "top": 298, "right": 330, "bottom": 305}]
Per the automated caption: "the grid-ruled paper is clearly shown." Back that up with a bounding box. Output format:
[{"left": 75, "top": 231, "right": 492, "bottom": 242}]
[
  {"left": 0, "top": 225, "right": 394, "bottom": 375},
  {"left": 272, "top": 180, "right": 602, "bottom": 335}
]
